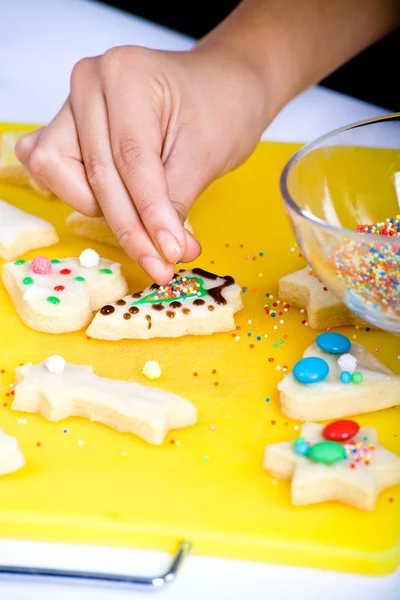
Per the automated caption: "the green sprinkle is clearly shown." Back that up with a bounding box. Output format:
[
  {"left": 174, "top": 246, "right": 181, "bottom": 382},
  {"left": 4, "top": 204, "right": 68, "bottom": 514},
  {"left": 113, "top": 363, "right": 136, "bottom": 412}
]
[
  {"left": 203, "top": 456, "right": 209, "bottom": 462},
  {"left": 74, "top": 276, "right": 85, "bottom": 282},
  {"left": 294, "top": 437, "right": 305, "bottom": 445},
  {"left": 15, "top": 259, "right": 26, "bottom": 265},
  {"left": 175, "top": 441, "right": 181, "bottom": 447},
  {"left": 47, "top": 296, "right": 60, "bottom": 305},
  {"left": 363, "top": 436, "right": 369, "bottom": 442},
  {"left": 22, "top": 276, "right": 34, "bottom": 285},
  {"left": 352, "top": 371, "right": 363, "bottom": 384},
  {"left": 99, "top": 268, "right": 113, "bottom": 275},
  {"left": 51, "top": 259, "right": 61, "bottom": 264},
  {"left": 274, "top": 343, "right": 278, "bottom": 348}
]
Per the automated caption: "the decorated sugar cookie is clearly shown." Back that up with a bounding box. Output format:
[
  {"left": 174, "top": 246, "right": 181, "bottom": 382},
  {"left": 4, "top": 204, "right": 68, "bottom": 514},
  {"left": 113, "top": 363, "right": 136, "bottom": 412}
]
[
  {"left": 13, "top": 357, "right": 197, "bottom": 445},
  {"left": 0, "top": 199, "right": 59, "bottom": 262},
  {"left": 2, "top": 250, "right": 128, "bottom": 333},
  {"left": 66, "top": 211, "right": 193, "bottom": 247},
  {"left": 0, "top": 131, "right": 51, "bottom": 195},
  {"left": 0, "top": 426, "right": 25, "bottom": 476},
  {"left": 278, "top": 267, "right": 369, "bottom": 329},
  {"left": 87, "top": 268, "right": 243, "bottom": 340},
  {"left": 278, "top": 332, "right": 400, "bottom": 421},
  {"left": 264, "top": 421, "right": 400, "bottom": 510}
]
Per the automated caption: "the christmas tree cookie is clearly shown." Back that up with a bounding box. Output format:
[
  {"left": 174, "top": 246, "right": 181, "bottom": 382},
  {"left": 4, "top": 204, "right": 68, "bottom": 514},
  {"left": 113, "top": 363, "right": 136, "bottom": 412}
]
[
  {"left": 264, "top": 421, "right": 400, "bottom": 510},
  {"left": 2, "top": 250, "right": 128, "bottom": 333},
  {"left": 87, "top": 268, "right": 243, "bottom": 340}
]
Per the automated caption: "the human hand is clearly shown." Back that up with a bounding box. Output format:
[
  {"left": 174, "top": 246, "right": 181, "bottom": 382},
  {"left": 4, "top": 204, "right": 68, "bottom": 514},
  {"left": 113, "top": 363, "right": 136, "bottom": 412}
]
[{"left": 15, "top": 45, "right": 272, "bottom": 284}]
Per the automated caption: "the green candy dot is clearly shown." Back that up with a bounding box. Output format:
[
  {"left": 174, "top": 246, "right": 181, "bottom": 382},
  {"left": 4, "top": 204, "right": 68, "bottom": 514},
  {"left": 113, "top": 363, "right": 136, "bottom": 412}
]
[
  {"left": 352, "top": 371, "right": 363, "bottom": 384},
  {"left": 22, "top": 277, "right": 34, "bottom": 285},
  {"left": 47, "top": 296, "right": 60, "bottom": 305},
  {"left": 15, "top": 259, "right": 26, "bottom": 265},
  {"left": 74, "top": 276, "right": 85, "bottom": 282},
  {"left": 294, "top": 437, "right": 305, "bottom": 445},
  {"left": 99, "top": 268, "right": 113, "bottom": 275},
  {"left": 51, "top": 259, "right": 61, "bottom": 264},
  {"left": 308, "top": 441, "right": 346, "bottom": 465}
]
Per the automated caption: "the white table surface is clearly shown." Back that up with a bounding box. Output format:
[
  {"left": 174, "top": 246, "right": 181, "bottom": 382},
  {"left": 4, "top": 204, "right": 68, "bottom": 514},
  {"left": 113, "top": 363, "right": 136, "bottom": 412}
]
[{"left": 0, "top": 1, "right": 398, "bottom": 598}]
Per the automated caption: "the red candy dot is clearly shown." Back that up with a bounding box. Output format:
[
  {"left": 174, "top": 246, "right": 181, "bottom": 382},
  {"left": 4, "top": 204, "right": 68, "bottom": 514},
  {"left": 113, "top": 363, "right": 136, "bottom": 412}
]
[
  {"left": 193, "top": 372, "right": 198, "bottom": 377},
  {"left": 31, "top": 256, "right": 52, "bottom": 275},
  {"left": 323, "top": 420, "right": 360, "bottom": 442},
  {"left": 212, "top": 369, "right": 217, "bottom": 374},
  {"left": 54, "top": 285, "right": 65, "bottom": 292},
  {"left": 60, "top": 269, "right": 71, "bottom": 275}
]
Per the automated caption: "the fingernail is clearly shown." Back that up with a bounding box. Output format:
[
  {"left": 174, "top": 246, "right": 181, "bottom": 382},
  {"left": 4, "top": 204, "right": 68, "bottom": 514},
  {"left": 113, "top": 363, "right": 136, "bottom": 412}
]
[
  {"left": 140, "top": 256, "right": 174, "bottom": 284},
  {"left": 157, "top": 231, "right": 182, "bottom": 263}
]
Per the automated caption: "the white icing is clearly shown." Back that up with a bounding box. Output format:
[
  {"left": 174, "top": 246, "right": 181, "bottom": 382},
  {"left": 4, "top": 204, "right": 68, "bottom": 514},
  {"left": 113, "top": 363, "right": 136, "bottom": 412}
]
[
  {"left": 142, "top": 361, "right": 162, "bottom": 379},
  {"left": 79, "top": 248, "right": 100, "bottom": 268},
  {"left": 23, "top": 284, "right": 47, "bottom": 301},
  {"left": 45, "top": 355, "right": 66, "bottom": 374},
  {"left": 0, "top": 199, "right": 53, "bottom": 246},
  {"left": 337, "top": 353, "right": 357, "bottom": 373}
]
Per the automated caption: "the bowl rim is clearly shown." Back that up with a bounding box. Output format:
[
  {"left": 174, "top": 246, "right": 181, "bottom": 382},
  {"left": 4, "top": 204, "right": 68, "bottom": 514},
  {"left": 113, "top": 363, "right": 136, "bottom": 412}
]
[{"left": 279, "top": 112, "right": 400, "bottom": 245}]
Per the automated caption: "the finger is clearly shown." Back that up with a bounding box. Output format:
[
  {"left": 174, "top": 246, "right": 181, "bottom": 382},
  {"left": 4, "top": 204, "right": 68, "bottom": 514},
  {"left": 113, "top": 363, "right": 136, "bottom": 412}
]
[
  {"left": 101, "top": 49, "right": 187, "bottom": 264},
  {"left": 15, "top": 129, "right": 51, "bottom": 192},
  {"left": 70, "top": 56, "right": 174, "bottom": 285},
  {"left": 18, "top": 100, "right": 99, "bottom": 216}
]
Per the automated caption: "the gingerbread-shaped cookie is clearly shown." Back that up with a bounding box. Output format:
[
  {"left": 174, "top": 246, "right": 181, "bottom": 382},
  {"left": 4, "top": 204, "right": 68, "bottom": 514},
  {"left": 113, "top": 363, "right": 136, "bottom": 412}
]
[
  {"left": 13, "top": 357, "right": 197, "bottom": 445},
  {"left": 278, "top": 332, "right": 400, "bottom": 421},
  {"left": 2, "top": 250, "right": 128, "bottom": 333},
  {"left": 264, "top": 421, "right": 400, "bottom": 510},
  {"left": 66, "top": 211, "right": 193, "bottom": 247},
  {"left": 87, "top": 268, "right": 243, "bottom": 340},
  {"left": 278, "top": 267, "right": 369, "bottom": 329},
  {"left": 0, "top": 426, "right": 25, "bottom": 476},
  {"left": 0, "top": 199, "right": 59, "bottom": 262}
]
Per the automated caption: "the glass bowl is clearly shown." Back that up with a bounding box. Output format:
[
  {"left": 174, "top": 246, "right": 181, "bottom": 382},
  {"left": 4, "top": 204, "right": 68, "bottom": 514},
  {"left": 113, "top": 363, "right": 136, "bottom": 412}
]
[{"left": 280, "top": 114, "right": 400, "bottom": 333}]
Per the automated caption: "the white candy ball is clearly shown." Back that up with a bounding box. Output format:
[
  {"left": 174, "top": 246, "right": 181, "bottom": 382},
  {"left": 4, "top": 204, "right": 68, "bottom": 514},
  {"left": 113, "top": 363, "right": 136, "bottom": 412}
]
[
  {"left": 45, "top": 355, "right": 66, "bottom": 374},
  {"left": 79, "top": 248, "right": 100, "bottom": 268},
  {"left": 142, "top": 360, "right": 162, "bottom": 380},
  {"left": 337, "top": 353, "right": 357, "bottom": 373}
]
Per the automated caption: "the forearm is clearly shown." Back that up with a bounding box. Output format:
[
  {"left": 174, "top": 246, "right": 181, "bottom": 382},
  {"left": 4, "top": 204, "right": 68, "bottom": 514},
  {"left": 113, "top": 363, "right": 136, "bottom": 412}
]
[{"left": 195, "top": 0, "right": 400, "bottom": 115}]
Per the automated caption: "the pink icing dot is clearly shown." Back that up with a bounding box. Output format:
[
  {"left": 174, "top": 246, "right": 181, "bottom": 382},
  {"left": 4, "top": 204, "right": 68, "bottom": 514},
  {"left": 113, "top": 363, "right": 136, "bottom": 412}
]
[{"left": 31, "top": 256, "right": 52, "bottom": 275}]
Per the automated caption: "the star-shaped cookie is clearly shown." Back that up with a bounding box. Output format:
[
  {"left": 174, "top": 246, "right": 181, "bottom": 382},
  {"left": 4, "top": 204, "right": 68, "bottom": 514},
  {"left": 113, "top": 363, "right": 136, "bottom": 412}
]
[
  {"left": 264, "top": 422, "right": 400, "bottom": 510},
  {"left": 278, "top": 267, "right": 369, "bottom": 329},
  {"left": 0, "top": 427, "right": 25, "bottom": 476}
]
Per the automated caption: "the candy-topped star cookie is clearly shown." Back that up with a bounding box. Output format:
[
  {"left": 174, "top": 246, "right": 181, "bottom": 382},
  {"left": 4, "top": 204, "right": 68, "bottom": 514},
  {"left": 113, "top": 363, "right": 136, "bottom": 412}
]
[
  {"left": 278, "top": 267, "right": 369, "bottom": 329},
  {"left": 0, "top": 426, "right": 25, "bottom": 476},
  {"left": 278, "top": 332, "right": 400, "bottom": 421},
  {"left": 87, "top": 268, "right": 243, "bottom": 340},
  {"left": 2, "top": 250, "right": 128, "bottom": 333},
  {"left": 264, "top": 421, "right": 400, "bottom": 510}
]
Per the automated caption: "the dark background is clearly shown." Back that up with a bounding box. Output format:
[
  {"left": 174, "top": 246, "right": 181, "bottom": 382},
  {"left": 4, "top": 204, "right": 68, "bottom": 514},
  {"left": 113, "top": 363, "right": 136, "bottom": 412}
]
[{"left": 98, "top": 0, "right": 398, "bottom": 111}]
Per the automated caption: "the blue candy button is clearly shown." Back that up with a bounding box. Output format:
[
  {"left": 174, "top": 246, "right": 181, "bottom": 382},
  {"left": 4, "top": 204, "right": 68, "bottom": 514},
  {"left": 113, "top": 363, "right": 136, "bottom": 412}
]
[
  {"left": 316, "top": 332, "right": 351, "bottom": 354},
  {"left": 293, "top": 357, "right": 329, "bottom": 384}
]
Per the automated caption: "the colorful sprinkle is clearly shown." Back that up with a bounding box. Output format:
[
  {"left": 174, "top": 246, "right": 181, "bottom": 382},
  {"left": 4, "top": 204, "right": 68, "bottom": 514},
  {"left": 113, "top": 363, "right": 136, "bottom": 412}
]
[
  {"left": 22, "top": 276, "right": 34, "bottom": 285},
  {"left": 60, "top": 268, "right": 71, "bottom": 275},
  {"left": 74, "top": 276, "right": 85, "bottom": 282},
  {"left": 99, "top": 268, "right": 113, "bottom": 274},
  {"left": 15, "top": 259, "right": 26, "bottom": 265},
  {"left": 32, "top": 256, "right": 52, "bottom": 275},
  {"left": 47, "top": 296, "right": 60, "bottom": 305}
]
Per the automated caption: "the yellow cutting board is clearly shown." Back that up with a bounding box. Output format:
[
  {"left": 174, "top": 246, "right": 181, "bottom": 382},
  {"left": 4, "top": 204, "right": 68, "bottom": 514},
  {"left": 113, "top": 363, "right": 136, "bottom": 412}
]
[{"left": 0, "top": 123, "right": 399, "bottom": 576}]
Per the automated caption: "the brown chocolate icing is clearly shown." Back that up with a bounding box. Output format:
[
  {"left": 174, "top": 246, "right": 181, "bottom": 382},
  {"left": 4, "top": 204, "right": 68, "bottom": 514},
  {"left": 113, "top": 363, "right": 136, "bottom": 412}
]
[
  {"left": 182, "top": 308, "right": 190, "bottom": 315},
  {"left": 129, "top": 306, "right": 139, "bottom": 314},
  {"left": 166, "top": 311, "right": 175, "bottom": 319},
  {"left": 123, "top": 313, "right": 131, "bottom": 320},
  {"left": 152, "top": 304, "right": 164, "bottom": 311},
  {"left": 145, "top": 314, "right": 152, "bottom": 329},
  {"left": 207, "top": 276, "right": 234, "bottom": 305},
  {"left": 131, "top": 292, "right": 142, "bottom": 298},
  {"left": 150, "top": 283, "right": 160, "bottom": 290},
  {"left": 100, "top": 305, "right": 115, "bottom": 315},
  {"left": 116, "top": 299, "right": 126, "bottom": 306},
  {"left": 192, "top": 268, "right": 218, "bottom": 280},
  {"left": 170, "top": 301, "right": 182, "bottom": 309},
  {"left": 193, "top": 299, "right": 205, "bottom": 306},
  {"left": 208, "top": 305, "right": 215, "bottom": 311}
]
